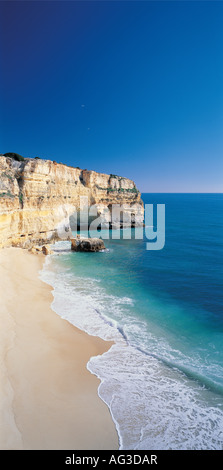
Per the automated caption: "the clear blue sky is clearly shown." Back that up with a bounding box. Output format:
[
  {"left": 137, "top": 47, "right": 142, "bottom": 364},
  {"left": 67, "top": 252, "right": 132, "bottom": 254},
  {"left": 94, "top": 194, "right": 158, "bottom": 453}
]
[{"left": 0, "top": 1, "right": 223, "bottom": 192}]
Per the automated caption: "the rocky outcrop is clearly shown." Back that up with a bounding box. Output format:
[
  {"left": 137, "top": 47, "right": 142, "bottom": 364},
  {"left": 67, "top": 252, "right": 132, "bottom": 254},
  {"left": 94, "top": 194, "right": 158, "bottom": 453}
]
[
  {"left": 29, "top": 244, "right": 54, "bottom": 255},
  {"left": 0, "top": 155, "right": 144, "bottom": 248},
  {"left": 71, "top": 237, "right": 105, "bottom": 252}
]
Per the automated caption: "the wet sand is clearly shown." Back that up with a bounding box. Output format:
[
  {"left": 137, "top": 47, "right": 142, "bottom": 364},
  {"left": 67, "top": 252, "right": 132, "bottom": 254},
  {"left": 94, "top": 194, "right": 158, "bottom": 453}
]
[{"left": 0, "top": 247, "right": 119, "bottom": 450}]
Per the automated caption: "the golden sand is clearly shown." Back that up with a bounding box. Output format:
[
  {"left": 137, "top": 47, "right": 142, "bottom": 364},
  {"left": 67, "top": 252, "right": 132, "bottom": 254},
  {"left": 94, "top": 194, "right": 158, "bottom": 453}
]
[{"left": 0, "top": 247, "right": 118, "bottom": 450}]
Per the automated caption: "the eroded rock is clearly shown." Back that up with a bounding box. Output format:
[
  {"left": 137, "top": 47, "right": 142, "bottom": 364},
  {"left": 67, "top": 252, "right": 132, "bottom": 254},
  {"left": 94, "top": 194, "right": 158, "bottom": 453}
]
[{"left": 71, "top": 237, "right": 105, "bottom": 252}]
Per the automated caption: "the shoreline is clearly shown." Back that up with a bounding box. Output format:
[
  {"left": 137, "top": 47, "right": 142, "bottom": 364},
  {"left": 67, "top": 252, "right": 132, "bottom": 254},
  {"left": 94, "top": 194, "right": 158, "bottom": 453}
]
[{"left": 0, "top": 247, "right": 119, "bottom": 450}]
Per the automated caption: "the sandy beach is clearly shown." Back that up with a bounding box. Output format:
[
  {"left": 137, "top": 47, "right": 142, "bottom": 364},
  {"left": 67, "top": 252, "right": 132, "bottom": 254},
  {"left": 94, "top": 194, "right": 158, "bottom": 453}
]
[{"left": 0, "top": 247, "right": 119, "bottom": 450}]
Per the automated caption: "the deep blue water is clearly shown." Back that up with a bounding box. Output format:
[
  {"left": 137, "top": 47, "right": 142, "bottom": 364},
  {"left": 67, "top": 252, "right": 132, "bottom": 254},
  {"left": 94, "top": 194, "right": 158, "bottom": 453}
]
[{"left": 41, "top": 193, "right": 223, "bottom": 449}]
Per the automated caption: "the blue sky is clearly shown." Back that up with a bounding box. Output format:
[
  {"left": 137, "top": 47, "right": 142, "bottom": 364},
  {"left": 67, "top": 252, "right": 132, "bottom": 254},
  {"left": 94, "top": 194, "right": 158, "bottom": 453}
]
[{"left": 0, "top": 1, "right": 223, "bottom": 192}]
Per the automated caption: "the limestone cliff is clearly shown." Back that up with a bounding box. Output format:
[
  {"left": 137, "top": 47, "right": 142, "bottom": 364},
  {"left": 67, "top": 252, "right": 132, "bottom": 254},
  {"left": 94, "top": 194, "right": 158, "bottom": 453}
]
[{"left": 0, "top": 155, "right": 144, "bottom": 248}]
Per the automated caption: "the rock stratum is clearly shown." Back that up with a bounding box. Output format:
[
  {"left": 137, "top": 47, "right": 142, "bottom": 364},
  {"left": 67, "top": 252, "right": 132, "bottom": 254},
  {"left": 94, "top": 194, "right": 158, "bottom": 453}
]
[{"left": 0, "top": 155, "right": 144, "bottom": 249}]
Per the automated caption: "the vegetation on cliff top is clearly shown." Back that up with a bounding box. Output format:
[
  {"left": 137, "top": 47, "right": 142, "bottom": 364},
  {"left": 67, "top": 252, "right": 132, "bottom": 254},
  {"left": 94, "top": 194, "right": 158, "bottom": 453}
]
[{"left": 3, "top": 152, "right": 25, "bottom": 162}]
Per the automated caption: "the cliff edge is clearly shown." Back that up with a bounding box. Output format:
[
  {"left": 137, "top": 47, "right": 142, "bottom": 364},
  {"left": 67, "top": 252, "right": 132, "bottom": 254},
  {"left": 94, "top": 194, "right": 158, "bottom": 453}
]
[{"left": 0, "top": 155, "right": 144, "bottom": 248}]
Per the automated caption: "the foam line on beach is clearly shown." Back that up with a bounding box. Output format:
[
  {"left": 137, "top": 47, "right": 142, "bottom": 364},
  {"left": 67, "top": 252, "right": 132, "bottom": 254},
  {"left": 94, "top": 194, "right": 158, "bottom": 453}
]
[{"left": 0, "top": 247, "right": 119, "bottom": 450}]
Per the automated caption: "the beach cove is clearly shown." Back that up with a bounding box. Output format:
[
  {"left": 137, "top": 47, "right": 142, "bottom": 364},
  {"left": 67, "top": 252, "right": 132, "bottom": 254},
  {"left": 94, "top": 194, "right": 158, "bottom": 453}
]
[
  {"left": 0, "top": 247, "right": 119, "bottom": 450},
  {"left": 38, "top": 194, "right": 223, "bottom": 450}
]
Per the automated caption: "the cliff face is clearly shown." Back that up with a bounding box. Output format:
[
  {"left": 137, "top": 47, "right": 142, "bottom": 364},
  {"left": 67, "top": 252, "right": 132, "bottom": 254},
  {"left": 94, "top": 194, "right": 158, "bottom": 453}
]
[{"left": 0, "top": 156, "right": 144, "bottom": 248}]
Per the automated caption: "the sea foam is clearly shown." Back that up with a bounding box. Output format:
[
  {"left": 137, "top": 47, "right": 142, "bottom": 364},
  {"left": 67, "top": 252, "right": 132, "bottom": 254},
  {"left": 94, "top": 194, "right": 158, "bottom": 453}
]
[{"left": 40, "top": 243, "right": 223, "bottom": 450}]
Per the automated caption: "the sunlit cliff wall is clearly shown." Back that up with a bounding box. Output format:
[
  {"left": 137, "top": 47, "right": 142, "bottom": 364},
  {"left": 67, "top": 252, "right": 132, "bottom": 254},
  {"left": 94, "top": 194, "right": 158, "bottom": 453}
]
[{"left": 0, "top": 156, "right": 144, "bottom": 248}]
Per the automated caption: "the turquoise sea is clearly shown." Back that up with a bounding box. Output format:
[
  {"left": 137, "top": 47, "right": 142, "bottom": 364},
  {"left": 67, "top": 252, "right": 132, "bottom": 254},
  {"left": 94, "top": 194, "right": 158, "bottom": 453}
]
[{"left": 40, "top": 193, "right": 223, "bottom": 450}]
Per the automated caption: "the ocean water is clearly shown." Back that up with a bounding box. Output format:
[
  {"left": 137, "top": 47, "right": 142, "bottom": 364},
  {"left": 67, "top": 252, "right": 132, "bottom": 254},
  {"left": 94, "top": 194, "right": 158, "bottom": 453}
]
[{"left": 40, "top": 193, "right": 223, "bottom": 450}]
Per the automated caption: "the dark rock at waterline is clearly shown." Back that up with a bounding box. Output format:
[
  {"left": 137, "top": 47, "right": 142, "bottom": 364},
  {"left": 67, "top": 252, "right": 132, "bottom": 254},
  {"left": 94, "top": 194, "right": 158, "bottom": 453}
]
[{"left": 71, "top": 237, "right": 105, "bottom": 252}]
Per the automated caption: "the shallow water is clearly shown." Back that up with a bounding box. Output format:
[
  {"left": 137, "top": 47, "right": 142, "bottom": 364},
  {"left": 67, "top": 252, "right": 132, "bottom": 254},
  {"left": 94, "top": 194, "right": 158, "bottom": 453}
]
[{"left": 40, "top": 194, "right": 223, "bottom": 449}]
